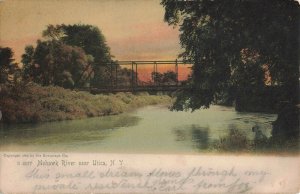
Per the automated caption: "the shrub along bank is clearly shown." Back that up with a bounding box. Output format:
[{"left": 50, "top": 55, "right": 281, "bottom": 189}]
[{"left": 0, "top": 83, "right": 172, "bottom": 123}]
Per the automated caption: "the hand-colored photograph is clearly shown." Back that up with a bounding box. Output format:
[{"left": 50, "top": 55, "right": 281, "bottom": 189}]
[
  {"left": 1, "top": 0, "right": 298, "bottom": 154},
  {"left": 0, "top": 1, "right": 299, "bottom": 192},
  {"left": 0, "top": 0, "right": 300, "bottom": 193}
]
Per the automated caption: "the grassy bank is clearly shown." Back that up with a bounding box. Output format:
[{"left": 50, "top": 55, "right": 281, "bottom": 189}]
[
  {"left": 212, "top": 128, "right": 299, "bottom": 154},
  {"left": 0, "top": 83, "right": 172, "bottom": 123}
]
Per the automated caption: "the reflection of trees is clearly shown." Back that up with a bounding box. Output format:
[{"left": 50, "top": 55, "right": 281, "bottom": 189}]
[
  {"left": 191, "top": 126, "right": 209, "bottom": 149},
  {"left": 173, "top": 125, "right": 209, "bottom": 150},
  {"left": 0, "top": 115, "right": 141, "bottom": 145}
]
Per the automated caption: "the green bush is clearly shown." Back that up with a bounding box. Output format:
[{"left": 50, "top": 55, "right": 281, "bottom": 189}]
[
  {"left": 0, "top": 83, "right": 172, "bottom": 123},
  {"left": 212, "top": 128, "right": 299, "bottom": 153},
  {"left": 213, "top": 128, "right": 251, "bottom": 152}
]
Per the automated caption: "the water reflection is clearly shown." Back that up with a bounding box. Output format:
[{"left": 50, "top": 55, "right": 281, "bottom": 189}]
[
  {"left": 191, "top": 126, "right": 209, "bottom": 149},
  {"left": 173, "top": 125, "right": 210, "bottom": 150},
  {"left": 0, "top": 105, "right": 276, "bottom": 153},
  {"left": 0, "top": 114, "right": 140, "bottom": 146},
  {"left": 172, "top": 122, "right": 270, "bottom": 151}
]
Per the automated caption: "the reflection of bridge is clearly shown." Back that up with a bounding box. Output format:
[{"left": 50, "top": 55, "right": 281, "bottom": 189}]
[{"left": 87, "top": 60, "right": 192, "bottom": 93}]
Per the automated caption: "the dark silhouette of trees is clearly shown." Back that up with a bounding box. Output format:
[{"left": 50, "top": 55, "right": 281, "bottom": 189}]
[
  {"left": 0, "top": 47, "right": 19, "bottom": 84},
  {"left": 151, "top": 71, "right": 177, "bottom": 85},
  {"left": 22, "top": 24, "right": 117, "bottom": 88},
  {"left": 161, "top": 0, "right": 299, "bottom": 111},
  {"left": 43, "top": 24, "right": 115, "bottom": 87},
  {"left": 22, "top": 40, "right": 93, "bottom": 88}
]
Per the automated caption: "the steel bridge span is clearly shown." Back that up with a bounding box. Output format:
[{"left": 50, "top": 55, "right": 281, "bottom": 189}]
[{"left": 82, "top": 60, "right": 192, "bottom": 93}]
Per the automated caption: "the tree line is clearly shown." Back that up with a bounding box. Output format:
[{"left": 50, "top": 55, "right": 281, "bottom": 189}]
[
  {"left": 22, "top": 24, "right": 116, "bottom": 88},
  {"left": 1, "top": 24, "right": 181, "bottom": 89},
  {"left": 1, "top": 0, "right": 299, "bottom": 110},
  {"left": 161, "top": 0, "right": 299, "bottom": 140},
  {"left": 161, "top": 0, "right": 299, "bottom": 113},
  {"left": 0, "top": 24, "right": 139, "bottom": 89}
]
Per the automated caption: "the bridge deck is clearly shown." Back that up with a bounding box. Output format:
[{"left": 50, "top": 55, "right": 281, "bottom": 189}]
[{"left": 77, "top": 60, "right": 192, "bottom": 94}]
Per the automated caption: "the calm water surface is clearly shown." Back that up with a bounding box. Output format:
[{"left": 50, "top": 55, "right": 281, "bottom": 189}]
[{"left": 0, "top": 105, "right": 276, "bottom": 153}]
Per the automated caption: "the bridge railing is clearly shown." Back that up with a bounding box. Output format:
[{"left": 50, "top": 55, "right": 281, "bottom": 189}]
[
  {"left": 76, "top": 60, "right": 192, "bottom": 93},
  {"left": 100, "top": 60, "right": 192, "bottom": 90}
]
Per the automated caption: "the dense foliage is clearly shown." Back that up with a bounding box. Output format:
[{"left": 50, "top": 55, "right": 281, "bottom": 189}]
[
  {"left": 0, "top": 83, "right": 171, "bottom": 123},
  {"left": 22, "top": 24, "right": 115, "bottom": 88},
  {"left": 151, "top": 71, "right": 177, "bottom": 85},
  {"left": 161, "top": 0, "right": 299, "bottom": 111},
  {"left": 22, "top": 42, "right": 92, "bottom": 88},
  {"left": 0, "top": 47, "right": 19, "bottom": 84},
  {"left": 57, "top": 24, "right": 115, "bottom": 87}
]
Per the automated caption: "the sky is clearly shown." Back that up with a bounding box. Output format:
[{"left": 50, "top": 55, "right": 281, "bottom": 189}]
[{"left": 0, "top": 0, "right": 182, "bottom": 62}]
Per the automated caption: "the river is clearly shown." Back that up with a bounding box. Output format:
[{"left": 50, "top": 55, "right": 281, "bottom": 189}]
[{"left": 0, "top": 105, "right": 276, "bottom": 153}]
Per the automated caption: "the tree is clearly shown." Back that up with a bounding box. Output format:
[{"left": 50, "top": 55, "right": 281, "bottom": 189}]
[
  {"left": 22, "top": 40, "right": 93, "bottom": 88},
  {"left": 151, "top": 72, "right": 164, "bottom": 84},
  {"left": 162, "top": 71, "right": 177, "bottom": 84},
  {"left": 151, "top": 71, "right": 177, "bottom": 85},
  {"left": 42, "top": 24, "right": 115, "bottom": 87},
  {"left": 0, "top": 47, "right": 19, "bottom": 84},
  {"left": 161, "top": 0, "right": 299, "bottom": 111}
]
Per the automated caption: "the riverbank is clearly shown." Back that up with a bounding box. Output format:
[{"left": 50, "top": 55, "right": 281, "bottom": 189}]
[
  {"left": 3, "top": 104, "right": 294, "bottom": 154},
  {"left": 0, "top": 83, "right": 172, "bottom": 123}
]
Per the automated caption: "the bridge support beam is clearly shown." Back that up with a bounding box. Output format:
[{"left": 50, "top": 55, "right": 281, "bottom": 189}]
[
  {"left": 135, "top": 62, "right": 138, "bottom": 86},
  {"left": 175, "top": 59, "right": 178, "bottom": 86},
  {"left": 88, "top": 60, "right": 191, "bottom": 93},
  {"left": 153, "top": 61, "right": 158, "bottom": 86},
  {"left": 131, "top": 62, "right": 134, "bottom": 89}
]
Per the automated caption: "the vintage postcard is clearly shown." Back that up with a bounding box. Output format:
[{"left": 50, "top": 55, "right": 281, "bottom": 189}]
[{"left": 0, "top": 0, "right": 299, "bottom": 193}]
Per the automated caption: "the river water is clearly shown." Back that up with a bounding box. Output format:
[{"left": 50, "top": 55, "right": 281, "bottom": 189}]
[{"left": 0, "top": 105, "right": 276, "bottom": 153}]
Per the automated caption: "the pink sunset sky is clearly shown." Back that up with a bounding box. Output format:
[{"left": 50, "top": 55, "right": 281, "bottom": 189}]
[
  {"left": 0, "top": 0, "right": 191, "bottom": 80},
  {"left": 2, "top": 0, "right": 300, "bottom": 82}
]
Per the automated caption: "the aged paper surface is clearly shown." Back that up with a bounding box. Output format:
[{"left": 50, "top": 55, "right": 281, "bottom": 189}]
[
  {"left": 0, "top": 0, "right": 299, "bottom": 193},
  {"left": 1, "top": 153, "right": 300, "bottom": 193}
]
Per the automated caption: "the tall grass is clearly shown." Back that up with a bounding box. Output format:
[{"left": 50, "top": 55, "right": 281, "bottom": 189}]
[
  {"left": 213, "top": 128, "right": 251, "bottom": 152},
  {"left": 212, "top": 128, "right": 299, "bottom": 153},
  {"left": 0, "top": 83, "right": 172, "bottom": 123}
]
